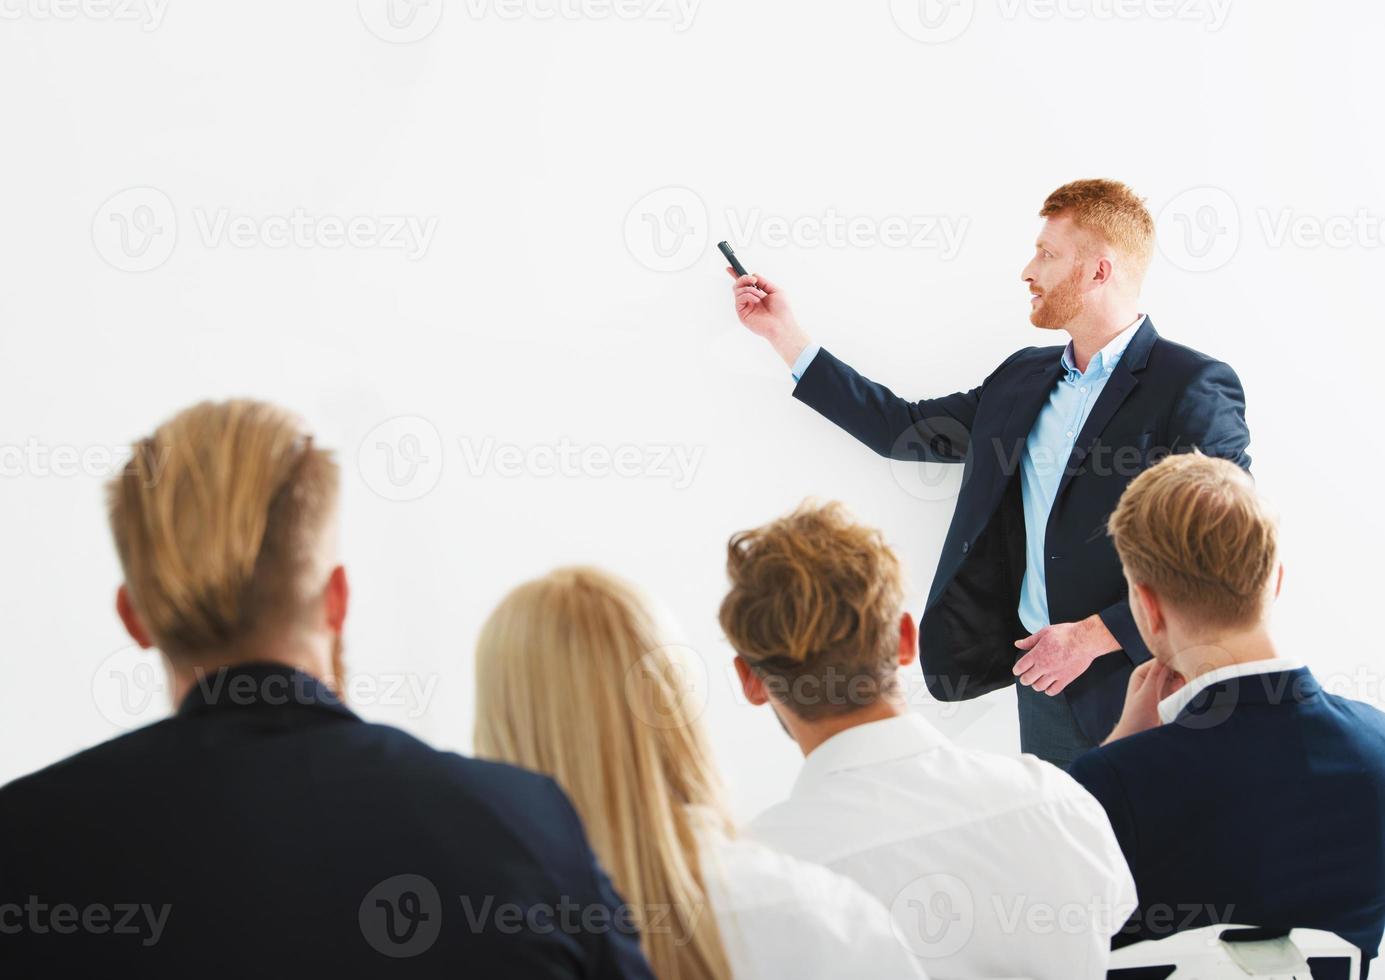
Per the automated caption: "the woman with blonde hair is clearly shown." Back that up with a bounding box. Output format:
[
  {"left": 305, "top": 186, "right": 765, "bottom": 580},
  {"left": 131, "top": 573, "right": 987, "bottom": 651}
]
[{"left": 474, "top": 566, "right": 927, "bottom": 980}]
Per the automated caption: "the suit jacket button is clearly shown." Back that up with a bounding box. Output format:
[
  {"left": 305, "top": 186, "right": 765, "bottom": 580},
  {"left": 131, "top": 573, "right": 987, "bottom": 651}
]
[{"left": 961, "top": 541, "right": 970, "bottom": 554}]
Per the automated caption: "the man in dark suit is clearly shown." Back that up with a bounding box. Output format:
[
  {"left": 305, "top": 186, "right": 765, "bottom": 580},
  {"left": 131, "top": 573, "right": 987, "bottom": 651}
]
[
  {"left": 1068, "top": 452, "right": 1385, "bottom": 968},
  {"left": 0, "top": 400, "right": 653, "bottom": 979},
  {"left": 726, "top": 179, "right": 1251, "bottom": 766}
]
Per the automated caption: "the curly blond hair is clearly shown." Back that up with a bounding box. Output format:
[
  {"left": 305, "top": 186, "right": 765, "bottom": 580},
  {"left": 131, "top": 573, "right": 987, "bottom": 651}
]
[{"left": 719, "top": 501, "right": 905, "bottom": 720}]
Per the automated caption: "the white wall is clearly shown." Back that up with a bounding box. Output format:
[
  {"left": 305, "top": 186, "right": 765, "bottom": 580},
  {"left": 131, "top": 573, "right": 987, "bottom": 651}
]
[{"left": 2, "top": 0, "right": 1382, "bottom": 823}]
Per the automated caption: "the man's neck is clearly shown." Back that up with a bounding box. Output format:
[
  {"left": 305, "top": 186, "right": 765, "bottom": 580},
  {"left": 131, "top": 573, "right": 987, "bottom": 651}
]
[
  {"left": 1067, "top": 307, "right": 1142, "bottom": 373},
  {"left": 788, "top": 696, "right": 910, "bottom": 758},
  {"left": 164, "top": 640, "right": 335, "bottom": 710},
  {"left": 1167, "top": 623, "right": 1281, "bottom": 684}
]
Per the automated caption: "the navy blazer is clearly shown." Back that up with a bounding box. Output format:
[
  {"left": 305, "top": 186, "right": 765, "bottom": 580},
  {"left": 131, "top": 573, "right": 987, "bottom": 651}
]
[
  {"left": 0, "top": 664, "right": 654, "bottom": 979},
  {"left": 1069, "top": 667, "right": 1385, "bottom": 965},
  {"left": 792, "top": 318, "right": 1251, "bottom": 741}
]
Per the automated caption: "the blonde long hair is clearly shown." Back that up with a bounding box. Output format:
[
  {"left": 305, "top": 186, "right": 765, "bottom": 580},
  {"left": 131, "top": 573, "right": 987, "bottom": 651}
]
[{"left": 474, "top": 567, "right": 734, "bottom": 980}]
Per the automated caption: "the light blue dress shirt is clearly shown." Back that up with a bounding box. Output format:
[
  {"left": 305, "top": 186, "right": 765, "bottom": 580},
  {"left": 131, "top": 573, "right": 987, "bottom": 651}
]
[
  {"left": 1017, "top": 316, "right": 1144, "bottom": 633},
  {"left": 789, "top": 316, "right": 1146, "bottom": 634},
  {"left": 791, "top": 343, "right": 822, "bottom": 383}
]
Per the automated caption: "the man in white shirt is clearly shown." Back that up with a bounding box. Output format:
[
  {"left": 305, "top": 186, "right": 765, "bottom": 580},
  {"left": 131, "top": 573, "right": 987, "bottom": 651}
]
[
  {"left": 1068, "top": 452, "right": 1385, "bottom": 966},
  {"left": 718, "top": 501, "right": 1137, "bottom": 980}
]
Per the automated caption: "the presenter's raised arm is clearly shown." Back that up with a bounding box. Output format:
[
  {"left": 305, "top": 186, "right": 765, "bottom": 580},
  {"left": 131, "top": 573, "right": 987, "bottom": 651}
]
[{"left": 727, "top": 268, "right": 1005, "bottom": 463}]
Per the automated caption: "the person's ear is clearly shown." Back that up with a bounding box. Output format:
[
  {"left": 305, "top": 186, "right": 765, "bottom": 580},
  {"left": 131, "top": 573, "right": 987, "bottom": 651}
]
[
  {"left": 733, "top": 656, "right": 769, "bottom": 707},
  {"left": 116, "top": 585, "right": 153, "bottom": 649},
  {"left": 1092, "top": 255, "right": 1114, "bottom": 285},
  {"left": 324, "top": 565, "right": 349, "bottom": 633},
  {"left": 897, "top": 612, "right": 918, "bottom": 668},
  {"left": 1131, "top": 580, "right": 1164, "bottom": 636},
  {"left": 1273, "top": 562, "right": 1284, "bottom": 600}
]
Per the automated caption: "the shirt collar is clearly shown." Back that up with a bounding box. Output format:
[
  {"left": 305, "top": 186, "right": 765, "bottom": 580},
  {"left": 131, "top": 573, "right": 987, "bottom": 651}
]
[
  {"left": 1061, "top": 314, "right": 1146, "bottom": 381},
  {"left": 1157, "top": 656, "right": 1304, "bottom": 724},
  {"left": 792, "top": 713, "right": 950, "bottom": 797}
]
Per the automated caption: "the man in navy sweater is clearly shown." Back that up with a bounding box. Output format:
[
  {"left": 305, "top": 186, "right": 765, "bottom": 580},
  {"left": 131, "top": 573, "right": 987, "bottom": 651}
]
[
  {"left": 0, "top": 400, "right": 654, "bottom": 979},
  {"left": 1069, "top": 451, "right": 1385, "bottom": 968}
]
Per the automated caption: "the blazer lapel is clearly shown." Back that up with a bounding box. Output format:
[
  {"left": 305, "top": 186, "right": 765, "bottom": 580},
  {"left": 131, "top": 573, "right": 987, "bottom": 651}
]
[
  {"left": 994, "top": 356, "right": 1064, "bottom": 477},
  {"left": 1051, "top": 318, "right": 1160, "bottom": 505}
]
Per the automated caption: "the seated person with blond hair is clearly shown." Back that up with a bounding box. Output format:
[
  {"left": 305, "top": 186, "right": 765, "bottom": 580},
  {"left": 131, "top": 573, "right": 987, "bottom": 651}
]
[
  {"left": 1069, "top": 451, "right": 1385, "bottom": 965},
  {"left": 719, "top": 501, "right": 1136, "bottom": 980},
  {"left": 0, "top": 400, "right": 653, "bottom": 979},
  {"left": 473, "top": 566, "right": 929, "bottom": 980}
]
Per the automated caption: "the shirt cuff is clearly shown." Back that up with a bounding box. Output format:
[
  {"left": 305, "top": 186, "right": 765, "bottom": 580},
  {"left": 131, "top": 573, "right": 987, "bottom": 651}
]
[{"left": 790, "top": 343, "right": 821, "bottom": 383}]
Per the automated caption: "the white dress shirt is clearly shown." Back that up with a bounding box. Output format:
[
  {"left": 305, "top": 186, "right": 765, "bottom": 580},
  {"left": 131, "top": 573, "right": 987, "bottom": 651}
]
[
  {"left": 1156, "top": 656, "right": 1303, "bottom": 723},
  {"left": 697, "top": 821, "right": 929, "bottom": 979},
  {"left": 745, "top": 713, "right": 1136, "bottom": 980}
]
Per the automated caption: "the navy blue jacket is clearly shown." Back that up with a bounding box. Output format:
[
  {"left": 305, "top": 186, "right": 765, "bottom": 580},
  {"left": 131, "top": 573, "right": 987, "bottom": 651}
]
[
  {"left": 1069, "top": 667, "right": 1385, "bottom": 963},
  {"left": 792, "top": 318, "right": 1251, "bottom": 740},
  {"left": 0, "top": 664, "right": 654, "bottom": 979}
]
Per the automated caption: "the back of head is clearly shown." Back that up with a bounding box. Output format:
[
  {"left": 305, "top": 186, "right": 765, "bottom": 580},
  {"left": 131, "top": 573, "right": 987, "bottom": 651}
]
[
  {"left": 1108, "top": 451, "right": 1278, "bottom": 631},
  {"left": 1041, "top": 178, "right": 1156, "bottom": 282},
  {"left": 719, "top": 501, "right": 905, "bottom": 720},
  {"left": 107, "top": 399, "right": 339, "bottom": 661},
  {"left": 473, "top": 566, "right": 733, "bottom": 980}
]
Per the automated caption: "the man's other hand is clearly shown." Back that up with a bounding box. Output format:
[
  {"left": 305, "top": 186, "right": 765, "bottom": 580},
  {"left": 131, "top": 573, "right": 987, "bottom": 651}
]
[{"left": 1012, "top": 615, "right": 1119, "bottom": 696}]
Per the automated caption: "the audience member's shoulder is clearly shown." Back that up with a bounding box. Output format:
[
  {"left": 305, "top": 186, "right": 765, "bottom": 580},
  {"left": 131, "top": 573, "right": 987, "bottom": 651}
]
[
  {"left": 0, "top": 714, "right": 572, "bottom": 841},
  {"left": 0, "top": 718, "right": 180, "bottom": 805},
  {"left": 929, "top": 744, "right": 1128, "bottom": 837},
  {"left": 341, "top": 717, "right": 573, "bottom": 807},
  {"left": 1325, "top": 691, "right": 1385, "bottom": 745},
  {"left": 1067, "top": 725, "right": 1196, "bottom": 795},
  {"left": 703, "top": 832, "right": 921, "bottom": 979},
  {"left": 706, "top": 831, "right": 848, "bottom": 909},
  {"left": 955, "top": 743, "right": 1102, "bottom": 806},
  {"left": 702, "top": 833, "right": 896, "bottom": 948},
  {"left": 1065, "top": 739, "right": 1119, "bottom": 786}
]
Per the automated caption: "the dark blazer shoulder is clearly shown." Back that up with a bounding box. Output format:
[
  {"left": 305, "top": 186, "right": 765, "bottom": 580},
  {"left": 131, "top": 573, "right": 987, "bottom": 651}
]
[
  {"left": 304, "top": 715, "right": 575, "bottom": 813},
  {"left": 991, "top": 324, "right": 1244, "bottom": 383},
  {"left": 0, "top": 716, "right": 180, "bottom": 802},
  {"left": 1144, "top": 333, "right": 1241, "bottom": 381},
  {"left": 1085, "top": 722, "right": 1183, "bottom": 766},
  {"left": 1077, "top": 684, "right": 1385, "bottom": 778},
  {"left": 1070, "top": 717, "right": 1211, "bottom": 802},
  {"left": 338, "top": 726, "right": 602, "bottom": 894},
  {"left": 0, "top": 714, "right": 569, "bottom": 833},
  {"left": 1322, "top": 692, "right": 1385, "bottom": 751},
  {"left": 1001, "top": 343, "right": 1065, "bottom": 373}
]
